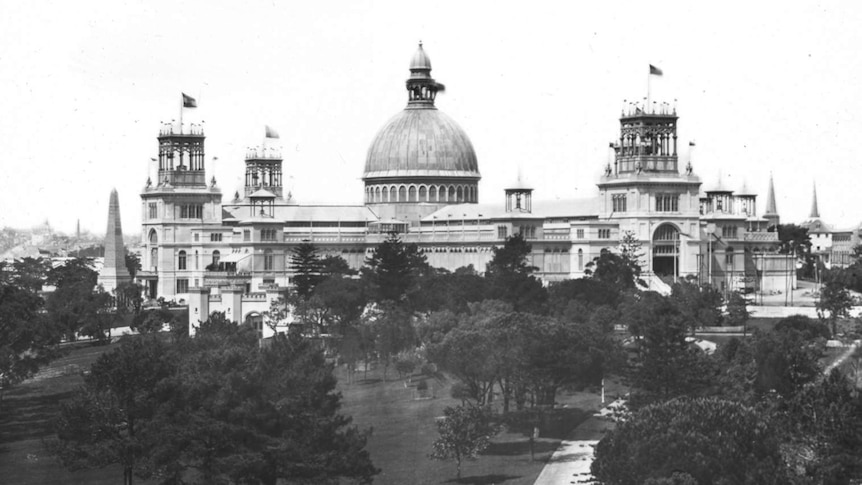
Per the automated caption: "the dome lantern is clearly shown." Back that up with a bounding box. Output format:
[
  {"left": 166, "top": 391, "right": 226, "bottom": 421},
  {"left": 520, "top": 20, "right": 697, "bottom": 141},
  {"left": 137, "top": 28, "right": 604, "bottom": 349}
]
[{"left": 406, "top": 42, "right": 445, "bottom": 108}]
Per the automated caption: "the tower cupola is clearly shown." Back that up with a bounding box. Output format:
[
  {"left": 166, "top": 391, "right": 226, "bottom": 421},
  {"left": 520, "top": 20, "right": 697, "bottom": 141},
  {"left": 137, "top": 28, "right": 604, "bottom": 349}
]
[{"left": 157, "top": 121, "right": 206, "bottom": 187}]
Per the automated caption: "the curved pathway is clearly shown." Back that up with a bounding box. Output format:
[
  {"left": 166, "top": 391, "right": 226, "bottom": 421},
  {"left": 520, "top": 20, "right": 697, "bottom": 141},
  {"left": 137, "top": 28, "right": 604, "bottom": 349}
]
[{"left": 533, "top": 400, "right": 622, "bottom": 485}]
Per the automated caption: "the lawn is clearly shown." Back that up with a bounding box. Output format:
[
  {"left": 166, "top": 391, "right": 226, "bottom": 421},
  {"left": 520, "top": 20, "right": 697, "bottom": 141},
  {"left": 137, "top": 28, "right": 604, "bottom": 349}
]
[
  {"left": 0, "top": 341, "right": 129, "bottom": 484},
  {"left": 0, "top": 342, "right": 605, "bottom": 485},
  {"left": 337, "top": 366, "right": 612, "bottom": 485}
]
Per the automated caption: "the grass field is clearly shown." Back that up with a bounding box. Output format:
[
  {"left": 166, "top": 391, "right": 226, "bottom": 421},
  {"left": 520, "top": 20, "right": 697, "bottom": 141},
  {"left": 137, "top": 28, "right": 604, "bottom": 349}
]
[
  {"left": 0, "top": 341, "right": 128, "bottom": 485},
  {"left": 0, "top": 341, "right": 609, "bottom": 485},
  {"left": 337, "top": 366, "right": 617, "bottom": 485}
]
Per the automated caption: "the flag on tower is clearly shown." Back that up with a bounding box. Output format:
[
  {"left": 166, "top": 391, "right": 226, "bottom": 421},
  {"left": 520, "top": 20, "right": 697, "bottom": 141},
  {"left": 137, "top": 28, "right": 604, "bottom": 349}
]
[
  {"left": 182, "top": 93, "right": 197, "bottom": 108},
  {"left": 649, "top": 64, "right": 663, "bottom": 76},
  {"left": 265, "top": 125, "right": 280, "bottom": 139},
  {"left": 689, "top": 141, "right": 696, "bottom": 147}
]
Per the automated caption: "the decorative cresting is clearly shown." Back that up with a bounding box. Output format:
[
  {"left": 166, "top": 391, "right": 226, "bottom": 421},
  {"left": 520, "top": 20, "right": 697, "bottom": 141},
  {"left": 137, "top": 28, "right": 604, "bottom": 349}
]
[
  {"left": 244, "top": 147, "right": 284, "bottom": 198},
  {"left": 611, "top": 101, "right": 679, "bottom": 176},
  {"left": 157, "top": 121, "right": 206, "bottom": 187},
  {"left": 363, "top": 42, "right": 480, "bottom": 217}
]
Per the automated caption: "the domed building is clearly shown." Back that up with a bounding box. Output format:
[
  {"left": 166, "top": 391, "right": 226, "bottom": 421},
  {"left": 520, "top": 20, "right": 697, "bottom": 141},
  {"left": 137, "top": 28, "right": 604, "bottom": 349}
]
[{"left": 363, "top": 43, "right": 481, "bottom": 224}]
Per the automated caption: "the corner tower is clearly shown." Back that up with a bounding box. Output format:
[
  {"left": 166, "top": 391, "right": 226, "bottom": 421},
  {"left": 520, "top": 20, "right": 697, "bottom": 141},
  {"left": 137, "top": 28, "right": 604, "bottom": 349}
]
[
  {"left": 597, "top": 98, "right": 702, "bottom": 284},
  {"left": 140, "top": 111, "right": 222, "bottom": 300},
  {"left": 363, "top": 43, "right": 481, "bottom": 225}
]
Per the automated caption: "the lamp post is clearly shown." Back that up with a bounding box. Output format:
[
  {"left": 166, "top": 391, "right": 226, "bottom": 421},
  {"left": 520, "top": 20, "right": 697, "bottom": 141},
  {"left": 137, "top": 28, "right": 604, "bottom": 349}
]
[{"left": 706, "top": 223, "right": 717, "bottom": 287}]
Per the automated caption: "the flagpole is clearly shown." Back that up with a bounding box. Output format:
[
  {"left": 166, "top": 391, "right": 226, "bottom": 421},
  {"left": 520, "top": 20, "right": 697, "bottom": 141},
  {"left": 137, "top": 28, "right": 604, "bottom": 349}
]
[
  {"left": 179, "top": 94, "right": 183, "bottom": 134},
  {"left": 647, "top": 69, "right": 651, "bottom": 112}
]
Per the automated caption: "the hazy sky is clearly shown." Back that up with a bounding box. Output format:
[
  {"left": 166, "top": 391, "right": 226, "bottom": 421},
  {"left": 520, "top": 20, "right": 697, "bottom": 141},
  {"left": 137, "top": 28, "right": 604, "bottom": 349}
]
[{"left": 2, "top": 0, "right": 860, "bottom": 235}]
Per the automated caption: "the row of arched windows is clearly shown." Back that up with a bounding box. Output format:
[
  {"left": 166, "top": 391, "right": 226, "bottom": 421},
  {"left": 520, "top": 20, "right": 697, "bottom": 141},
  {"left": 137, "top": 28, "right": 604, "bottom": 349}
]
[{"left": 365, "top": 183, "right": 477, "bottom": 204}]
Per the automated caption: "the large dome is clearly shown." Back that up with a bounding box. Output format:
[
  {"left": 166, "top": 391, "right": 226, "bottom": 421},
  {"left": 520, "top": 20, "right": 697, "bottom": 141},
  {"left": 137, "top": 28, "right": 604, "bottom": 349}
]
[{"left": 363, "top": 108, "right": 480, "bottom": 179}]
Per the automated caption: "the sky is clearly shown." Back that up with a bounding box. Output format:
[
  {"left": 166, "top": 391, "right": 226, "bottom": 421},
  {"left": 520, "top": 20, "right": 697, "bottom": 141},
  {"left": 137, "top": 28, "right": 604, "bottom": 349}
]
[{"left": 1, "top": 0, "right": 861, "bottom": 236}]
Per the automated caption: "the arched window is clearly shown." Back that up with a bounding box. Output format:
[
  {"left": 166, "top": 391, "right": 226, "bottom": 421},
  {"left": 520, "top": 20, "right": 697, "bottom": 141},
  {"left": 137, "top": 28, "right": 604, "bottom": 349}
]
[
  {"left": 212, "top": 250, "right": 220, "bottom": 266},
  {"left": 382, "top": 186, "right": 389, "bottom": 202},
  {"left": 194, "top": 250, "right": 199, "bottom": 270},
  {"left": 178, "top": 250, "right": 187, "bottom": 270},
  {"left": 448, "top": 186, "right": 455, "bottom": 201},
  {"left": 456, "top": 186, "right": 464, "bottom": 202},
  {"left": 150, "top": 247, "right": 158, "bottom": 271},
  {"left": 419, "top": 186, "right": 427, "bottom": 201},
  {"left": 264, "top": 249, "right": 273, "bottom": 271},
  {"left": 409, "top": 186, "right": 417, "bottom": 202},
  {"left": 429, "top": 186, "right": 437, "bottom": 202},
  {"left": 375, "top": 187, "right": 381, "bottom": 202},
  {"left": 149, "top": 229, "right": 158, "bottom": 244},
  {"left": 578, "top": 249, "right": 584, "bottom": 270},
  {"left": 399, "top": 186, "right": 407, "bottom": 202}
]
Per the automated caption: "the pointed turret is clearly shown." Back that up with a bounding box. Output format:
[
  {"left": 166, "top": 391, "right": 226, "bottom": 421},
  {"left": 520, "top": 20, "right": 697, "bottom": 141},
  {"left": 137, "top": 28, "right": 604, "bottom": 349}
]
[
  {"left": 809, "top": 182, "right": 820, "bottom": 219},
  {"left": 98, "top": 188, "right": 132, "bottom": 293},
  {"left": 764, "top": 173, "right": 780, "bottom": 229}
]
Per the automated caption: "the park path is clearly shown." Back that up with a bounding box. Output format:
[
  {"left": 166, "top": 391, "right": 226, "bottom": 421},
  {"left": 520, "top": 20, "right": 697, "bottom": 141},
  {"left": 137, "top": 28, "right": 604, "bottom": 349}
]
[
  {"left": 532, "top": 400, "right": 622, "bottom": 485},
  {"left": 823, "top": 339, "right": 861, "bottom": 376}
]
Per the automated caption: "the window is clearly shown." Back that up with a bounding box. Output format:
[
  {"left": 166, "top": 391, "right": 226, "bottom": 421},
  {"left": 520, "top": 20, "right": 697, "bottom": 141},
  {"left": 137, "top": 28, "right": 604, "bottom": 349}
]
[
  {"left": 520, "top": 225, "right": 537, "bottom": 239},
  {"left": 612, "top": 194, "right": 627, "bottom": 212},
  {"left": 243, "top": 230, "right": 250, "bottom": 242},
  {"left": 655, "top": 194, "right": 679, "bottom": 212},
  {"left": 212, "top": 250, "right": 220, "bottom": 266},
  {"left": 180, "top": 204, "right": 203, "bottom": 219},
  {"left": 264, "top": 249, "right": 273, "bottom": 270},
  {"left": 497, "top": 226, "right": 508, "bottom": 239},
  {"left": 178, "top": 250, "right": 187, "bottom": 270},
  {"left": 577, "top": 229, "right": 585, "bottom": 239},
  {"left": 148, "top": 202, "right": 157, "bottom": 219},
  {"left": 194, "top": 233, "right": 199, "bottom": 242},
  {"left": 210, "top": 233, "right": 222, "bottom": 242},
  {"left": 176, "top": 279, "right": 189, "bottom": 293},
  {"left": 721, "top": 225, "right": 738, "bottom": 239},
  {"left": 578, "top": 249, "right": 584, "bottom": 270},
  {"left": 598, "top": 228, "right": 611, "bottom": 239},
  {"left": 261, "top": 228, "right": 278, "bottom": 241}
]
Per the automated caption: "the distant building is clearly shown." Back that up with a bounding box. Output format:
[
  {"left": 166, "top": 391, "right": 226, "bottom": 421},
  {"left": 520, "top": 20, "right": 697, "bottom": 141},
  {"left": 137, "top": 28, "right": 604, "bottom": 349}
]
[{"left": 133, "top": 44, "right": 792, "bottom": 333}]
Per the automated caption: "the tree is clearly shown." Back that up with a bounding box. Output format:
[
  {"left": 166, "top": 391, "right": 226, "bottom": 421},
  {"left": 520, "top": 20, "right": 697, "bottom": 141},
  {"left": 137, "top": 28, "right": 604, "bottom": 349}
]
[
  {"left": 289, "top": 242, "right": 323, "bottom": 298},
  {"left": 784, "top": 370, "right": 862, "bottom": 482},
  {"left": 52, "top": 315, "right": 379, "bottom": 485},
  {"left": 669, "top": 279, "right": 723, "bottom": 331},
  {"left": 585, "top": 248, "right": 641, "bottom": 291},
  {"left": 625, "top": 293, "right": 716, "bottom": 408},
  {"left": 45, "top": 258, "right": 101, "bottom": 340},
  {"left": 125, "top": 252, "right": 142, "bottom": 280},
  {"left": 319, "top": 254, "right": 356, "bottom": 278},
  {"left": 547, "top": 278, "right": 621, "bottom": 319},
  {"left": 116, "top": 282, "right": 144, "bottom": 315},
  {"left": 364, "top": 301, "right": 416, "bottom": 380},
  {"left": 817, "top": 279, "right": 853, "bottom": 336},
  {"left": 725, "top": 290, "right": 750, "bottom": 329},
  {"left": 485, "top": 234, "right": 547, "bottom": 314},
  {"left": 592, "top": 398, "right": 791, "bottom": 485},
  {"left": 777, "top": 224, "right": 814, "bottom": 278},
  {"left": 10, "top": 256, "right": 51, "bottom": 292},
  {"left": 0, "top": 265, "right": 59, "bottom": 393},
  {"left": 430, "top": 404, "right": 499, "bottom": 479},
  {"left": 363, "top": 232, "right": 429, "bottom": 305},
  {"left": 48, "top": 335, "right": 175, "bottom": 485},
  {"left": 131, "top": 307, "right": 175, "bottom": 334},
  {"left": 151, "top": 324, "right": 378, "bottom": 484}
]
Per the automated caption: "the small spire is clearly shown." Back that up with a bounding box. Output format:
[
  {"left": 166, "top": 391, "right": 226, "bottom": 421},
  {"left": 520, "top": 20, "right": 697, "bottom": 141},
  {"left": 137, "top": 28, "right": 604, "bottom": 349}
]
[
  {"left": 763, "top": 173, "right": 777, "bottom": 214},
  {"left": 809, "top": 181, "right": 820, "bottom": 218}
]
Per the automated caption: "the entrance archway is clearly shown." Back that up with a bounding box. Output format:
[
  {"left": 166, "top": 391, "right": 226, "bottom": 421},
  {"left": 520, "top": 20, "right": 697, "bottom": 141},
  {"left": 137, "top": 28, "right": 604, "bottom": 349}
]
[{"left": 652, "top": 223, "right": 680, "bottom": 281}]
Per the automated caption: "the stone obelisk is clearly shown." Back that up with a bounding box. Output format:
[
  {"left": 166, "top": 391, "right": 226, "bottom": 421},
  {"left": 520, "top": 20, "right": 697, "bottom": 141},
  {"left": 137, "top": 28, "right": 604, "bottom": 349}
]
[{"left": 97, "top": 188, "right": 132, "bottom": 292}]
